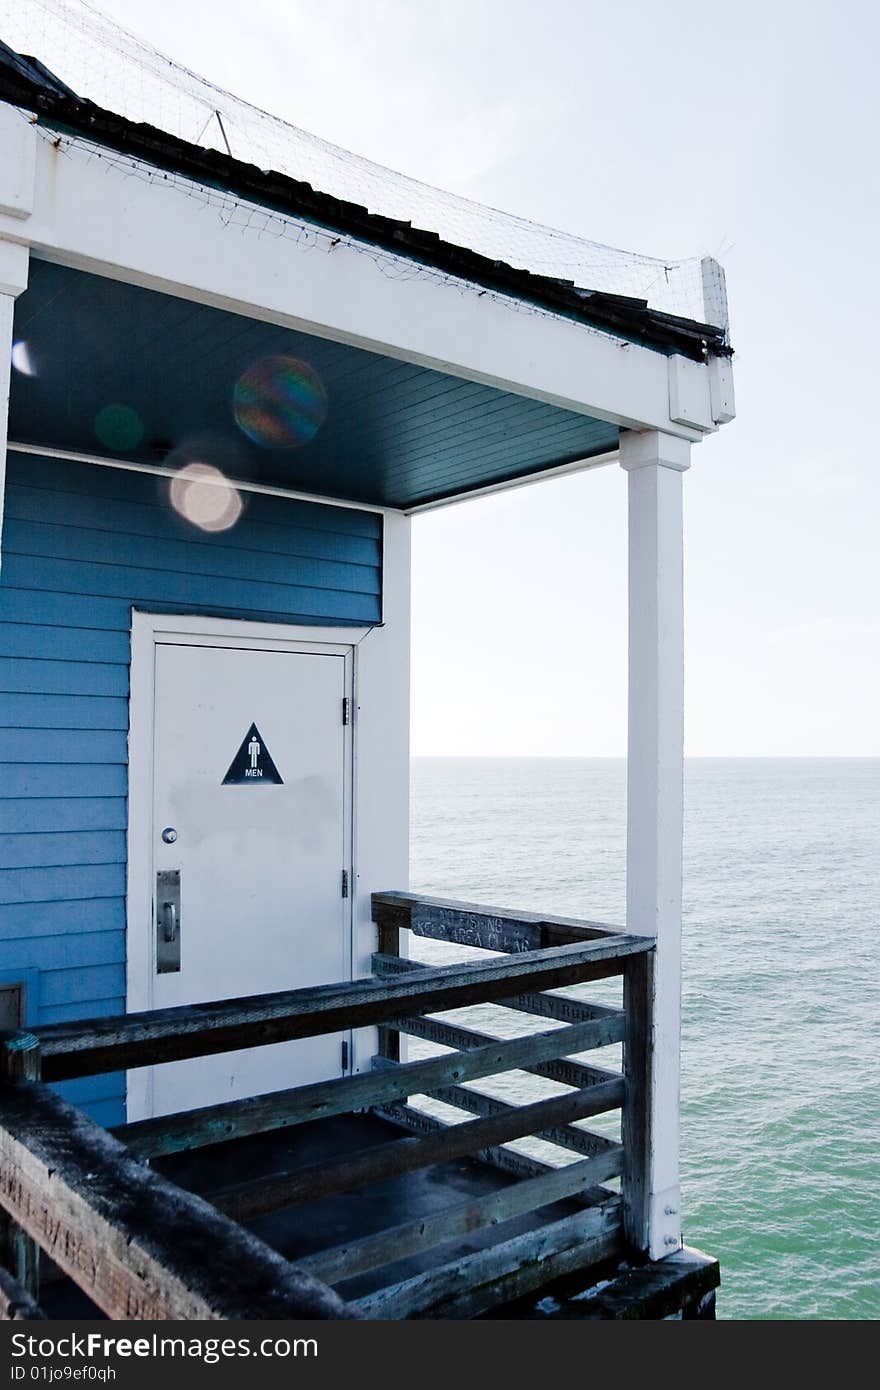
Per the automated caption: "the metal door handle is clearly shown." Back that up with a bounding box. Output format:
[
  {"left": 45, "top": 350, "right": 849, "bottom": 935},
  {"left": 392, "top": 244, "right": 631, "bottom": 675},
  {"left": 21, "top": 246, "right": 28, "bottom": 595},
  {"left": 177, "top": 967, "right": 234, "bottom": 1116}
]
[
  {"left": 161, "top": 900, "right": 177, "bottom": 943},
  {"left": 156, "top": 869, "right": 181, "bottom": 973}
]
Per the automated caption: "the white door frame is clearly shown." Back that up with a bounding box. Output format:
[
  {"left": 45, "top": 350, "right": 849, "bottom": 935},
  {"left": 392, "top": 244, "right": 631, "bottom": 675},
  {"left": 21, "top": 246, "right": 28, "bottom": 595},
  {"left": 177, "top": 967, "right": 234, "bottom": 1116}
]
[{"left": 126, "top": 611, "right": 366, "bottom": 1120}]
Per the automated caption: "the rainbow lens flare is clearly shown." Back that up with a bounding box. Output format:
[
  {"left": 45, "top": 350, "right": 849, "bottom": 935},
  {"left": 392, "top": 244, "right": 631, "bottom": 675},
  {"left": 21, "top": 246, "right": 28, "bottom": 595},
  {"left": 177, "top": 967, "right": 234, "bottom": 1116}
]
[
  {"left": 94, "top": 403, "right": 144, "bottom": 452},
  {"left": 233, "top": 356, "right": 328, "bottom": 449}
]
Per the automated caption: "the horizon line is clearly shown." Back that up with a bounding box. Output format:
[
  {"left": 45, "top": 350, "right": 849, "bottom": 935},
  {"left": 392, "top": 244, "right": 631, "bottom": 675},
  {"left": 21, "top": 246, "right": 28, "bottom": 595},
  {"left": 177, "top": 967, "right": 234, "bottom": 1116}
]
[{"left": 409, "top": 752, "right": 880, "bottom": 760}]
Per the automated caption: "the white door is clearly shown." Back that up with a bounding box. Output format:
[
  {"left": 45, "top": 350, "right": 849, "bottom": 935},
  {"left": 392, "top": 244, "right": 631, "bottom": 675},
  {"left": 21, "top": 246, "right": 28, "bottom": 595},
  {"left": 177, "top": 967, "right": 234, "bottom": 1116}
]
[{"left": 146, "top": 639, "right": 351, "bottom": 1118}]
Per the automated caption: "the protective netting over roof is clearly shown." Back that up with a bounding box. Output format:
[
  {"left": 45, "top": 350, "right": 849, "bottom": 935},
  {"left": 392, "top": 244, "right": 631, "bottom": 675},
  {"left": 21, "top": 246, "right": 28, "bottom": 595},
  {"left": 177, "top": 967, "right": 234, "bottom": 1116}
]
[{"left": 1, "top": 0, "right": 727, "bottom": 329}]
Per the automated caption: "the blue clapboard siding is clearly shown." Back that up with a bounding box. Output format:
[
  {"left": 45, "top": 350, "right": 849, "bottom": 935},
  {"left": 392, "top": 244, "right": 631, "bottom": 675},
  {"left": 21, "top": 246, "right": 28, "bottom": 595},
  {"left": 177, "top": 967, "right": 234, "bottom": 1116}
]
[
  {"left": 0, "top": 450, "right": 383, "bottom": 1125},
  {"left": 55, "top": 1074, "right": 126, "bottom": 1108},
  {"left": 1, "top": 765, "right": 128, "bottom": 798},
  {"left": 0, "top": 729, "right": 128, "bottom": 763},
  {"left": 8, "top": 930, "right": 125, "bottom": 971},
  {"left": 3, "top": 557, "right": 374, "bottom": 622},
  {"left": 0, "top": 898, "right": 125, "bottom": 941},
  {"left": 0, "top": 625, "right": 131, "bottom": 661},
  {"left": 0, "top": 831, "right": 127, "bottom": 870},
  {"left": 10, "top": 520, "right": 380, "bottom": 595},
  {"left": 6, "top": 798, "right": 128, "bottom": 835},
  {"left": 40, "top": 965, "right": 126, "bottom": 1006},
  {"left": 0, "top": 693, "right": 130, "bottom": 730},
  {"left": 39, "top": 997, "right": 126, "bottom": 1026},
  {"left": 0, "top": 658, "right": 128, "bottom": 696},
  {"left": 0, "top": 863, "right": 127, "bottom": 904}
]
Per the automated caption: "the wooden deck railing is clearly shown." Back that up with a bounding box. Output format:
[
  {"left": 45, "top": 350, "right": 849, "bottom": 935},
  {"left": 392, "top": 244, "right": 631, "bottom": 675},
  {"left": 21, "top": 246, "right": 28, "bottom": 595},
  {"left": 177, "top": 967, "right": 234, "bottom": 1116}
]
[{"left": 0, "top": 891, "right": 654, "bottom": 1321}]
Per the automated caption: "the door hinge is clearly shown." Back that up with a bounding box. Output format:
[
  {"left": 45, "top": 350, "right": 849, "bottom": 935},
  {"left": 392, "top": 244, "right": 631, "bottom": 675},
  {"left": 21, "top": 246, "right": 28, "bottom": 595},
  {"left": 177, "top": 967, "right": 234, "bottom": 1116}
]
[
  {"left": 341, "top": 1039, "right": 350, "bottom": 1072},
  {"left": 341, "top": 868, "right": 350, "bottom": 899},
  {"left": 342, "top": 696, "right": 351, "bottom": 725}
]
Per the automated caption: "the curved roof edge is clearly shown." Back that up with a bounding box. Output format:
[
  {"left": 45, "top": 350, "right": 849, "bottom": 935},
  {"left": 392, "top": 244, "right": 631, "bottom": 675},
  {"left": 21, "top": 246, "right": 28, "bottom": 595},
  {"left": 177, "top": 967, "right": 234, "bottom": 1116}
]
[{"left": 0, "top": 43, "right": 731, "bottom": 363}]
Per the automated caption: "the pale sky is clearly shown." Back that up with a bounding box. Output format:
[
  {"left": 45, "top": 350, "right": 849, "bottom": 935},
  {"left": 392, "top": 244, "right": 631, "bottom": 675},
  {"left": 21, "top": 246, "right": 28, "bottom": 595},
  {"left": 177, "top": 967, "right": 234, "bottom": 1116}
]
[{"left": 62, "top": 1, "right": 880, "bottom": 754}]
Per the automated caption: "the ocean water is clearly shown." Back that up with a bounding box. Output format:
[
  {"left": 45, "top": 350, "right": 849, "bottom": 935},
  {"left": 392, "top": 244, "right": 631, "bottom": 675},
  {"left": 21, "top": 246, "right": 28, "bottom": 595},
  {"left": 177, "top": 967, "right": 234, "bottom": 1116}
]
[{"left": 409, "top": 757, "right": 880, "bottom": 1320}]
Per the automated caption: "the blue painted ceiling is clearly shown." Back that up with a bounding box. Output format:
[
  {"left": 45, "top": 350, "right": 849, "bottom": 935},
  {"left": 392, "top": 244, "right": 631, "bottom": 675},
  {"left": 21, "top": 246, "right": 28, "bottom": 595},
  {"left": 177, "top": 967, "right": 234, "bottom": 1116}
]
[{"left": 10, "top": 259, "right": 619, "bottom": 510}]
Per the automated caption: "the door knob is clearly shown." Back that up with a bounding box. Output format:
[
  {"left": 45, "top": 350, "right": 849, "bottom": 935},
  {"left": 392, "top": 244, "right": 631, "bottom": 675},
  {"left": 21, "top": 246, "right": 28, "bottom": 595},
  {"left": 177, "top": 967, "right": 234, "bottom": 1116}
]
[{"left": 161, "top": 827, "right": 178, "bottom": 844}]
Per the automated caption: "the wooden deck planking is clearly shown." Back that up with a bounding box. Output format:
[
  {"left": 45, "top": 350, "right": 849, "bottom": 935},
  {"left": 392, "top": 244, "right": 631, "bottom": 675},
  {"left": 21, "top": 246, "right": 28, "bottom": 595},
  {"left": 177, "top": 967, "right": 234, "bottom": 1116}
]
[
  {"left": 208, "top": 1080, "right": 624, "bottom": 1223},
  {"left": 297, "top": 1147, "right": 623, "bottom": 1286},
  {"left": 351, "top": 1198, "right": 624, "bottom": 1319}
]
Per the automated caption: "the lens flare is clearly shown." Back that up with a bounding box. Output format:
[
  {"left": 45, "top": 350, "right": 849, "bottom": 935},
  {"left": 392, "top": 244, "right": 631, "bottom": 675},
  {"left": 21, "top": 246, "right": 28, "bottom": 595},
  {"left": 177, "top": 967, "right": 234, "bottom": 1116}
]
[
  {"left": 233, "top": 355, "right": 327, "bottom": 449},
  {"left": 169, "top": 463, "right": 243, "bottom": 533},
  {"left": 94, "top": 403, "right": 144, "bottom": 452},
  {"left": 11, "top": 341, "right": 35, "bottom": 376}
]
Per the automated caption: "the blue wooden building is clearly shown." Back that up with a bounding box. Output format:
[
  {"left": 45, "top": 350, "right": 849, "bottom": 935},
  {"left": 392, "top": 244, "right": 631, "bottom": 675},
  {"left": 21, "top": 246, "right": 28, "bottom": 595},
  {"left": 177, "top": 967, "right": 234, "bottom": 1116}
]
[{"left": 0, "top": 0, "right": 735, "bottom": 1321}]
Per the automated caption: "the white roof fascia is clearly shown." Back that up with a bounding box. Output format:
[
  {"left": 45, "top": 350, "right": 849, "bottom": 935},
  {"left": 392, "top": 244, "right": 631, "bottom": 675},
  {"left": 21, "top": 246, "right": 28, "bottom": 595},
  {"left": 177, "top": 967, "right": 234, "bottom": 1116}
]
[{"left": 0, "top": 112, "right": 733, "bottom": 454}]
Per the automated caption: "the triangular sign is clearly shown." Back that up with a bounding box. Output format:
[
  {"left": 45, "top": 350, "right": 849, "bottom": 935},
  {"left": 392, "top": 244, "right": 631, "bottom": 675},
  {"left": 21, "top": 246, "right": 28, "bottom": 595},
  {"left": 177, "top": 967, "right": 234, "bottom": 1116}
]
[{"left": 222, "top": 722, "right": 283, "bottom": 785}]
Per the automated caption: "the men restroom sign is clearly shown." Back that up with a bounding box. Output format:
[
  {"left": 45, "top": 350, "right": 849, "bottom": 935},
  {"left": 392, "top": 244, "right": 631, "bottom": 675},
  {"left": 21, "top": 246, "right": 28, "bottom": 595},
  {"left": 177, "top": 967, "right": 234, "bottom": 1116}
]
[{"left": 222, "top": 722, "right": 284, "bottom": 785}]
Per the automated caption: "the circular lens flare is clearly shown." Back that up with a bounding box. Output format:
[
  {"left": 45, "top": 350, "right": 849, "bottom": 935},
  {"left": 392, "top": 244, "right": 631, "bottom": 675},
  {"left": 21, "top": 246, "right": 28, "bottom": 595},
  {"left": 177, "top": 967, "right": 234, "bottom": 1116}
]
[
  {"left": 233, "top": 355, "right": 327, "bottom": 449},
  {"left": 95, "top": 403, "right": 144, "bottom": 452},
  {"left": 11, "top": 341, "right": 35, "bottom": 377},
  {"left": 170, "top": 463, "right": 243, "bottom": 532}
]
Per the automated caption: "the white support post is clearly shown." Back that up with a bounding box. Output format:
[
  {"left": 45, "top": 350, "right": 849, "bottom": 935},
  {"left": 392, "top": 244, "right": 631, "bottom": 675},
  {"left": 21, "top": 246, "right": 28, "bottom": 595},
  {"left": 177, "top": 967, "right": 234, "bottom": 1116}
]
[
  {"left": 0, "top": 240, "right": 30, "bottom": 574},
  {"left": 619, "top": 427, "right": 691, "bottom": 1260}
]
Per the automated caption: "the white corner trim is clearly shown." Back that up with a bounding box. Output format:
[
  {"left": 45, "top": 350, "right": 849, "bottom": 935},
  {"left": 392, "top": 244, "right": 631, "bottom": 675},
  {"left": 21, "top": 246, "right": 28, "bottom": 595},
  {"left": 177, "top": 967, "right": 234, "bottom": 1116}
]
[
  {"left": 0, "top": 107, "right": 36, "bottom": 221},
  {"left": 623, "top": 458, "right": 685, "bottom": 1257},
  {"left": 403, "top": 449, "right": 620, "bottom": 513},
  {"left": 708, "top": 355, "right": 736, "bottom": 426},
  {"left": 6, "top": 440, "right": 403, "bottom": 517},
  {"left": 0, "top": 239, "right": 29, "bottom": 297},
  {"left": 619, "top": 429, "right": 691, "bottom": 473},
  {"left": 125, "top": 610, "right": 158, "bottom": 1119},
  {"left": 667, "top": 354, "right": 715, "bottom": 433},
  {"left": 9, "top": 439, "right": 620, "bottom": 519},
  {"left": 0, "top": 246, "right": 29, "bottom": 581}
]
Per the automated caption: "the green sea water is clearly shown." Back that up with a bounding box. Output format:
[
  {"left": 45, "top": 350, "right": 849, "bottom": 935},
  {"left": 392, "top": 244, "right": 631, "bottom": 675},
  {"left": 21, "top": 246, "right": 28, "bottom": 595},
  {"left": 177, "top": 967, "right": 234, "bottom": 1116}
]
[{"left": 410, "top": 756, "right": 880, "bottom": 1320}]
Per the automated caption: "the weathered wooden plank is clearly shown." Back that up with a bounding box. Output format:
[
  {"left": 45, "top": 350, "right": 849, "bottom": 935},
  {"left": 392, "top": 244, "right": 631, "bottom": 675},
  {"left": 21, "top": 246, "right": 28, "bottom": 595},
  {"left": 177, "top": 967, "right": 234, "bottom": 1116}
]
[
  {"left": 375, "top": 902, "right": 406, "bottom": 955},
  {"left": 1, "top": 1034, "right": 42, "bottom": 1083},
  {"left": 0, "top": 1081, "right": 353, "bottom": 1320},
  {"left": 210, "top": 1079, "right": 625, "bottom": 1223},
  {"left": 373, "top": 891, "right": 623, "bottom": 954},
  {"left": 0, "top": 1263, "right": 46, "bottom": 1320},
  {"left": 621, "top": 951, "right": 653, "bottom": 1253},
  {"left": 115, "top": 1016, "right": 619, "bottom": 1160},
  {"left": 546, "top": 1244, "right": 720, "bottom": 1320},
  {"left": 35, "top": 937, "right": 650, "bottom": 1080},
  {"left": 298, "top": 1147, "right": 624, "bottom": 1285},
  {"left": 376, "top": 1024, "right": 401, "bottom": 1065},
  {"left": 374, "top": 1102, "right": 556, "bottom": 1183},
  {"left": 373, "top": 891, "right": 623, "bottom": 939},
  {"left": 370, "top": 1054, "right": 619, "bottom": 1163},
  {"left": 1, "top": 1033, "right": 42, "bottom": 1300},
  {"left": 372, "top": 952, "right": 624, "bottom": 1029},
  {"left": 501, "top": 989, "right": 622, "bottom": 1028},
  {"left": 351, "top": 1198, "right": 623, "bottom": 1319},
  {"left": 541, "top": 921, "right": 623, "bottom": 948},
  {"left": 374, "top": 902, "right": 402, "bottom": 1064},
  {"left": 390, "top": 1011, "right": 621, "bottom": 1091},
  {"left": 422, "top": 1084, "right": 619, "bottom": 1162}
]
